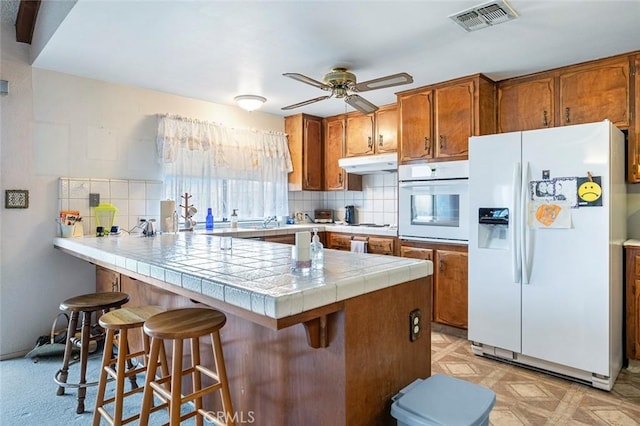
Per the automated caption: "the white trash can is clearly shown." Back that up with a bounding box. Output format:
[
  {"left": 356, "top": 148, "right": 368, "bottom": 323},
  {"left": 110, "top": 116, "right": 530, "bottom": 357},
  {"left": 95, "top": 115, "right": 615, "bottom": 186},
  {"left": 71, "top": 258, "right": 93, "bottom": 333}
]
[{"left": 391, "top": 374, "right": 496, "bottom": 426}]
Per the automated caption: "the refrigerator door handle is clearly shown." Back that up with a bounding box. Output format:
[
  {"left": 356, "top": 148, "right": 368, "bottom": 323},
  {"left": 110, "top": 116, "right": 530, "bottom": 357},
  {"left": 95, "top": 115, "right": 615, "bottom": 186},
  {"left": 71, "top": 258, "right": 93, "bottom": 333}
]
[
  {"left": 521, "top": 161, "right": 531, "bottom": 285},
  {"left": 512, "top": 162, "right": 521, "bottom": 283}
]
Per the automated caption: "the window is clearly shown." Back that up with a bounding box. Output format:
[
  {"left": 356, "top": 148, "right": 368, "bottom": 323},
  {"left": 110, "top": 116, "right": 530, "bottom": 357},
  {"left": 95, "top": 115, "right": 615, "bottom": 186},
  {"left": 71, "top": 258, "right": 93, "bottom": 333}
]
[{"left": 157, "top": 115, "right": 292, "bottom": 223}]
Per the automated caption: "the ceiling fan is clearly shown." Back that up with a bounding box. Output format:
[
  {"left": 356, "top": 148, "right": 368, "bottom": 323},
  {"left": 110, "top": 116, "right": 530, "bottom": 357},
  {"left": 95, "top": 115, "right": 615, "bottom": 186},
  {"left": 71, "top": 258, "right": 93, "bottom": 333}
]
[{"left": 281, "top": 68, "right": 413, "bottom": 114}]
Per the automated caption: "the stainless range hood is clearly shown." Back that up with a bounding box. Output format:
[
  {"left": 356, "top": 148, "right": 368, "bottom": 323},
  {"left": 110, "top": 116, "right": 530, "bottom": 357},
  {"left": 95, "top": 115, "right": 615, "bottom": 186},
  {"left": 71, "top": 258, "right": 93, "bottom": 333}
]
[{"left": 338, "top": 152, "right": 398, "bottom": 175}]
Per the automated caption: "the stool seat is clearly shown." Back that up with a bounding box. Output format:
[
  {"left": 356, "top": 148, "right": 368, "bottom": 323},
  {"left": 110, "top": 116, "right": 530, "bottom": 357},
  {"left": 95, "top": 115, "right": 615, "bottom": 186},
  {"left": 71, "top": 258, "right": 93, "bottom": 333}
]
[
  {"left": 60, "top": 291, "right": 130, "bottom": 312},
  {"left": 99, "top": 305, "right": 166, "bottom": 330},
  {"left": 143, "top": 308, "right": 226, "bottom": 340}
]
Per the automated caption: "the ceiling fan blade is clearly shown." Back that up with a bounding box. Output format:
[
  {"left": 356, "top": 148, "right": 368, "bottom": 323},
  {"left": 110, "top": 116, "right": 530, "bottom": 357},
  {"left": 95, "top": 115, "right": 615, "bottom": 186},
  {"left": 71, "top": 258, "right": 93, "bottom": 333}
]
[
  {"left": 345, "top": 95, "right": 378, "bottom": 114},
  {"left": 354, "top": 72, "right": 414, "bottom": 92},
  {"left": 281, "top": 95, "right": 332, "bottom": 110},
  {"left": 283, "top": 73, "right": 331, "bottom": 91}
]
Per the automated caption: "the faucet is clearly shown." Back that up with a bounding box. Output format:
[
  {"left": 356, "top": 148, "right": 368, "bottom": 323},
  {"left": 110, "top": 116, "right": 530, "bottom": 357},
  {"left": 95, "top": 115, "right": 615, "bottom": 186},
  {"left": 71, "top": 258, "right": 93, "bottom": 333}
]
[
  {"left": 262, "top": 216, "right": 279, "bottom": 228},
  {"left": 141, "top": 219, "right": 156, "bottom": 236}
]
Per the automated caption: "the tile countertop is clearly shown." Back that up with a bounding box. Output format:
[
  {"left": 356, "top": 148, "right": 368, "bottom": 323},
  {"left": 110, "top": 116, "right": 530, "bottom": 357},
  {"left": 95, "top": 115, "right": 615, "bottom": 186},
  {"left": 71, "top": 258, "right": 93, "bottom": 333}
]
[
  {"left": 204, "top": 223, "right": 399, "bottom": 237},
  {"left": 53, "top": 233, "right": 430, "bottom": 320},
  {"left": 624, "top": 239, "right": 640, "bottom": 246}
]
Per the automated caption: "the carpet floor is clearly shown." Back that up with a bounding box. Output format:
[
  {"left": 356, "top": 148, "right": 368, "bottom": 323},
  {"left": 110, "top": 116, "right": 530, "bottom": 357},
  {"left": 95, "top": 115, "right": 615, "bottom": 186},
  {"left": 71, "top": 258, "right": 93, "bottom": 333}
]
[{"left": 0, "top": 350, "right": 199, "bottom": 425}]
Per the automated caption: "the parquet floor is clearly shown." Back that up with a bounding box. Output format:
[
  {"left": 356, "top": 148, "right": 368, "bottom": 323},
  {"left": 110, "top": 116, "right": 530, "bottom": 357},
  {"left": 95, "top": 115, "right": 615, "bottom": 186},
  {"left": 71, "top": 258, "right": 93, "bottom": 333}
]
[{"left": 431, "top": 331, "right": 640, "bottom": 425}]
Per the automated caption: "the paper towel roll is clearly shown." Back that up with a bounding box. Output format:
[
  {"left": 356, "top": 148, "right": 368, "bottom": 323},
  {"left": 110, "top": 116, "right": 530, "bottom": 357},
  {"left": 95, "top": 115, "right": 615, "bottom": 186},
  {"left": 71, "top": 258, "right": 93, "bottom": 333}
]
[{"left": 160, "top": 200, "right": 176, "bottom": 232}]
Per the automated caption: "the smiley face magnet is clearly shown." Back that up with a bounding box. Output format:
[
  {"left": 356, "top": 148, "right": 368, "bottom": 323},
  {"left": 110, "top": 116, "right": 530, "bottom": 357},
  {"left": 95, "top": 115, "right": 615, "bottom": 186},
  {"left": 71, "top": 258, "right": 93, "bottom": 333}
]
[{"left": 576, "top": 175, "right": 602, "bottom": 207}]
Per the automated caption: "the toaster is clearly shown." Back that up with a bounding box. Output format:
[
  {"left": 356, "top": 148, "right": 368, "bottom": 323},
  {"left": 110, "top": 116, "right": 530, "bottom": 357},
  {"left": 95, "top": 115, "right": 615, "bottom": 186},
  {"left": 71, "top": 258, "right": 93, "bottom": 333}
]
[{"left": 314, "top": 209, "right": 333, "bottom": 223}]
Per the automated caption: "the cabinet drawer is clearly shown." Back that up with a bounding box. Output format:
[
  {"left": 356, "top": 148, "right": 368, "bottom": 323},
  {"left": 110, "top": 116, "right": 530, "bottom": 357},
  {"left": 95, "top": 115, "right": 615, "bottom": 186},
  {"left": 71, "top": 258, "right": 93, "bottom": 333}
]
[
  {"left": 327, "top": 233, "right": 352, "bottom": 251},
  {"left": 367, "top": 237, "right": 395, "bottom": 255}
]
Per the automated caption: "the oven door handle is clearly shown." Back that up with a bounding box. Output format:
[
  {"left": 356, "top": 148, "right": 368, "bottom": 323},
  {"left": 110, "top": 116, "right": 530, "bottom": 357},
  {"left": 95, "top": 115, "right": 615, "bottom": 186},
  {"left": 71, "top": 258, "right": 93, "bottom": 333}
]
[{"left": 399, "top": 179, "right": 468, "bottom": 188}]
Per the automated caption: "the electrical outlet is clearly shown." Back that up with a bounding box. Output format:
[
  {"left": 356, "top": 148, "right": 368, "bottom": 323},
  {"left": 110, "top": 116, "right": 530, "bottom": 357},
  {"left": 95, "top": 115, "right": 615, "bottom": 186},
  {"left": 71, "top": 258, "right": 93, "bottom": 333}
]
[
  {"left": 409, "top": 309, "right": 422, "bottom": 342},
  {"left": 89, "top": 193, "right": 100, "bottom": 207}
]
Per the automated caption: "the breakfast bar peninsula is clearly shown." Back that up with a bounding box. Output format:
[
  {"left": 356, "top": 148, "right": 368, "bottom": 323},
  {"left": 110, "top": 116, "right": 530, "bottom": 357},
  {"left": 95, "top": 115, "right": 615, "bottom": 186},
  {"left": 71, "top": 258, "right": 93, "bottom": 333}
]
[{"left": 54, "top": 233, "right": 432, "bottom": 425}]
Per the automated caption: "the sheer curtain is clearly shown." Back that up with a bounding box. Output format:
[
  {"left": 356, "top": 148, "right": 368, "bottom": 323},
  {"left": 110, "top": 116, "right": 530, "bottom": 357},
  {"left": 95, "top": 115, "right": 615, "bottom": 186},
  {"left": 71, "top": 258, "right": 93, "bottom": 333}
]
[{"left": 156, "top": 114, "right": 292, "bottom": 222}]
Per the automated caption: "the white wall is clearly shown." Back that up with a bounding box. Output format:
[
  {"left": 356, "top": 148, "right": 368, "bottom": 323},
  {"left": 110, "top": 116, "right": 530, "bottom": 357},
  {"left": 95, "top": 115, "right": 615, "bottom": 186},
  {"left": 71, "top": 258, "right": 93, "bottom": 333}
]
[{"left": 0, "top": 22, "right": 283, "bottom": 358}]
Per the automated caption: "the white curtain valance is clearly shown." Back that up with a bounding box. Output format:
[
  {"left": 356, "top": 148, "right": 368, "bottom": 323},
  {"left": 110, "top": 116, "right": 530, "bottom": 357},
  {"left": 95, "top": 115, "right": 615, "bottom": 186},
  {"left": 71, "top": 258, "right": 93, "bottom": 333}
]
[
  {"left": 156, "top": 114, "right": 292, "bottom": 219},
  {"left": 156, "top": 114, "right": 292, "bottom": 178}
]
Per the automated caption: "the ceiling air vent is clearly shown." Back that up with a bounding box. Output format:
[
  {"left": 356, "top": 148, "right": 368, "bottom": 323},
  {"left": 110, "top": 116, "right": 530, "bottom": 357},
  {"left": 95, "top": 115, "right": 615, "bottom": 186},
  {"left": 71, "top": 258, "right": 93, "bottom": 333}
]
[{"left": 449, "top": 0, "right": 518, "bottom": 32}]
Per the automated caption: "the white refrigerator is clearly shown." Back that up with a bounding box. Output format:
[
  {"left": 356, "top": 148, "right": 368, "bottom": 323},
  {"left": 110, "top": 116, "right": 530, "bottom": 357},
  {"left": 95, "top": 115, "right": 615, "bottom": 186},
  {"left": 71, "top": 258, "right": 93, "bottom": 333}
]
[{"left": 468, "top": 120, "right": 626, "bottom": 391}]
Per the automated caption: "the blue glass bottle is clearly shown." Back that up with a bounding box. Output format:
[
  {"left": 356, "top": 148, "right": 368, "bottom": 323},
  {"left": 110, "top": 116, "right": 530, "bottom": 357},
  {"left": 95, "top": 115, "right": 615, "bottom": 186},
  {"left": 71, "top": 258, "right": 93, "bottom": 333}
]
[{"left": 206, "top": 208, "right": 214, "bottom": 231}]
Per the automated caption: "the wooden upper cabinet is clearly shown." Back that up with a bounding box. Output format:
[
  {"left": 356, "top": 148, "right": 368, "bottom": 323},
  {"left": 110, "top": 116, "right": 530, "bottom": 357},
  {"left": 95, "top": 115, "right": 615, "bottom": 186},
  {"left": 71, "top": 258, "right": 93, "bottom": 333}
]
[
  {"left": 559, "top": 57, "right": 631, "bottom": 128},
  {"left": 346, "top": 113, "right": 375, "bottom": 156},
  {"left": 286, "top": 114, "right": 323, "bottom": 191},
  {"left": 398, "top": 90, "right": 433, "bottom": 162},
  {"left": 497, "top": 76, "right": 555, "bottom": 132},
  {"left": 375, "top": 104, "right": 398, "bottom": 153},
  {"left": 434, "top": 81, "right": 475, "bottom": 159},
  {"left": 345, "top": 104, "right": 398, "bottom": 157},
  {"left": 398, "top": 74, "right": 495, "bottom": 163},
  {"left": 323, "top": 115, "right": 362, "bottom": 191},
  {"left": 630, "top": 54, "right": 640, "bottom": 183}
]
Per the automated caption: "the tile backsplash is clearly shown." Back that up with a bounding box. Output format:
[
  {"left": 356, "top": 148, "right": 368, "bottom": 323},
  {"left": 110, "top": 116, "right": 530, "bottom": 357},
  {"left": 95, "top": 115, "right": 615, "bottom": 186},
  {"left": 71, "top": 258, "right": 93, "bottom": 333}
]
[
  {"left": 58, "top": 177, "right": 163, "bottom": 235},
  {"left": 60, "top": 172, "right": 398, "bottom": 236},
  {"left": 287, "top": 172, "right": 398, "bottom": 225}
]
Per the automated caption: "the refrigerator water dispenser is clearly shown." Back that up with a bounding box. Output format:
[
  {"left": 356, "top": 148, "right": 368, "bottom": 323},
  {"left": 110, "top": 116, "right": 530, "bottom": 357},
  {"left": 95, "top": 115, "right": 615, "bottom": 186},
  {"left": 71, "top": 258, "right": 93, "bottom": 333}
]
[{"left": 478, "top": 208, "right": 509, "bottom": 250}]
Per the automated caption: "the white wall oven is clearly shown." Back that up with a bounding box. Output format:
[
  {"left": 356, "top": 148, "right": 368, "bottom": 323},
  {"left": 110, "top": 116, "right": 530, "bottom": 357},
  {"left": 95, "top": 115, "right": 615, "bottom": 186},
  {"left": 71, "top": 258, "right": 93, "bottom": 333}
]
[{"left": 398, "top": 161, "right": 469, "bottom": 243}]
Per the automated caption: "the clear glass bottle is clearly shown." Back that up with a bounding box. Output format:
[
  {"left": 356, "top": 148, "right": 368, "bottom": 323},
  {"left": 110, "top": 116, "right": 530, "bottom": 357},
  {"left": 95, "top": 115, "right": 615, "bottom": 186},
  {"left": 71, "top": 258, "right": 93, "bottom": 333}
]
[
  {"left": 172, "top": 210, "right": 179, "bottom": 234},
  {"left": 231, "top": 209, "right": 238, "bottom": 229},
  {"left": 310, "top": 227, "right": 324, "bottom": 270}
]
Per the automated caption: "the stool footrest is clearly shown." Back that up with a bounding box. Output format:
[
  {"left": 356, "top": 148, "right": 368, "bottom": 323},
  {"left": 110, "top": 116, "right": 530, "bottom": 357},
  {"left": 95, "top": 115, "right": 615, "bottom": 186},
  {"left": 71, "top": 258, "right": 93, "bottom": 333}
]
[
  {"left": 104, "top": 364, "right": 146, "bottom": 380},
  {"left": 195, "top": 364, "right": 220, "bottom": 382}
]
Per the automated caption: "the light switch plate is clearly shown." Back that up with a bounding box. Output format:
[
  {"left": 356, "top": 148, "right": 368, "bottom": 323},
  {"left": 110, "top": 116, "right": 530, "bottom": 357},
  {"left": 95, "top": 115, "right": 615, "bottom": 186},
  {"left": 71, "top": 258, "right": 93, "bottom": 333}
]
[{"left": 89, "top": 193, "right": 100, "bottom": 207}]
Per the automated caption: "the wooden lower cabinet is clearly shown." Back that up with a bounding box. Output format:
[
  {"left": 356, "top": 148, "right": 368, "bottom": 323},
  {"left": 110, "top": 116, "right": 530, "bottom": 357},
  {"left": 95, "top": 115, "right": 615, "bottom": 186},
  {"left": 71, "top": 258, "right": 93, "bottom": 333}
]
[
  {"left": 326, "top": 232, "right": 353, "bottom": 251},
  {"left": 625, "top": 246, "right": 640, "bottom": 359},
  {"left": 367, "top": 236, "right": 395, "bottom": 256},
  {"left": 96, "top": 265, "right": 120, "bottom": 292},
  {"left": 400, "top": 241, "right": 468, "bottom": 329},
  {"left": 264, "top": 234, "right": 296, "bottom": 245},
  {"left": 326, "top": 232, "right": 396, "bottom": 255}
]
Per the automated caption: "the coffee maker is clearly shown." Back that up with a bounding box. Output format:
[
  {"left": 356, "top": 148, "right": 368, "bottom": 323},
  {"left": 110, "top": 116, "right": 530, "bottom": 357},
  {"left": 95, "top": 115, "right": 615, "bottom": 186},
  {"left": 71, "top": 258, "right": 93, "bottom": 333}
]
[{"left": 344, "top": 205, "right": 356, "bottom": 225}]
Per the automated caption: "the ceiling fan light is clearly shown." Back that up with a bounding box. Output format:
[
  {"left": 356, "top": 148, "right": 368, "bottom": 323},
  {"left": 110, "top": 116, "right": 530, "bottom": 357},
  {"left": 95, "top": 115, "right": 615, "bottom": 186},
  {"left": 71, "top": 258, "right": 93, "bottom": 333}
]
[{"left": 234, "top": 95, "right": 266, "bottom": 111}]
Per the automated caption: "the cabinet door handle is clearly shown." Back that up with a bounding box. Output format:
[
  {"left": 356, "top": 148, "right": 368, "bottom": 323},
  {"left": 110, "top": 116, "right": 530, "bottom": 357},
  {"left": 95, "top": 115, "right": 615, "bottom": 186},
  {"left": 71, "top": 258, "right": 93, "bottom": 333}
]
[
  {"left": 424, "top": 137, "right": 431, "bottom": 154},
  {"left": 367, "top": 136, "right": 372, "bottom": 149},
  {"left": 338, "top": 172, "right": 343, "bottom": 184},
  {"left": 543, "top": 110, "right": 548, "bottom": 126},
  {"left": 439, "top": 135, "right": 446, "bottom": 150},
  {"left": 379, "top": 135, "right": 383, "bottom": 146},
  {"left": 565, "top": 107, "right": 571, "bottom": 124},
  {"left": 439, "top": 259, "right": 444, "bottom": 272}
]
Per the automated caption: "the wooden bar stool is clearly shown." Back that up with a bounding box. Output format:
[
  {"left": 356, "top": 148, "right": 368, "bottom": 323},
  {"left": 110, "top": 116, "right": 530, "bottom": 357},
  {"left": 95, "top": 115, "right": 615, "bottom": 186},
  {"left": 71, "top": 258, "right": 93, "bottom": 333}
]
[
  {"left": 139, "top": 308, "right": 234, "bottom": 426},
  {"left": 93, "top": 305, "right": 169, "bottom": 426},
  {"left": 55, "top": 291, "right": 130, "bottom": 414}
]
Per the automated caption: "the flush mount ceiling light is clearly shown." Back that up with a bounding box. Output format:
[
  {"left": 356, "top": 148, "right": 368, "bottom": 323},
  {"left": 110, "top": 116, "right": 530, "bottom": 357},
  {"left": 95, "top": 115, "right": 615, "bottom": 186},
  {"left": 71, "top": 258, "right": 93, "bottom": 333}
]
[{"left": 234, "top": 95, "right": 266, "bottom": 111}]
